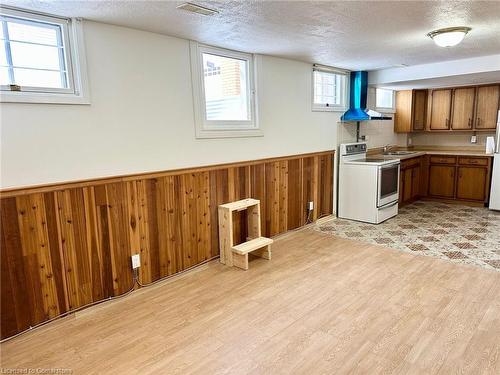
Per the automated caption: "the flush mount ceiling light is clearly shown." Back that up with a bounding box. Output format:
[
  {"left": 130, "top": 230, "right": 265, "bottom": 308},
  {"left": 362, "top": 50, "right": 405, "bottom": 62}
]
[
  {"left": 427, "top": 26, "right": 472, "bottom": 47},
  {"left": 176, "top": 2, "right": 219, "bottom": 16}
]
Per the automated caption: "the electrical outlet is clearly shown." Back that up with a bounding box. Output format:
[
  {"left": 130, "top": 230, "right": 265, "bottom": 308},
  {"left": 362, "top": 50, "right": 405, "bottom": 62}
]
[
  {"left": 308, "top": 201, "right": 314, "bottom": 211},
  {"left": 408, "top": 137, "right": 413, "bottom": 146},
  {"left": 471, "top": 135, "right": 477, "bottom": 144},
  {"left": 131, "top": 254, "right": 141, "bottom": 269}
]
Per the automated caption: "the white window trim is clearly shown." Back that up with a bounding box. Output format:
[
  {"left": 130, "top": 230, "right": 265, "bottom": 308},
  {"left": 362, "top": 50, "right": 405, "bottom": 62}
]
[
  {"left": 311, "top": 65, "right": 349, "bottom": 112},
  {"left": 374, "top": 87, "right": 396, "bottom": 114},
  {"left": 190, "top": 41, "right": 261, "bottom": 139},
  {"left": 0, "top": 7, "right": 90, "bottom": 105}
]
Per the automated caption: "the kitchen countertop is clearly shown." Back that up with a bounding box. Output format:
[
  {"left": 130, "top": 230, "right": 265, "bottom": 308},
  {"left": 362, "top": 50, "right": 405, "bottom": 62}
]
[
  {"left": 412, "top": 149, "right": 494, "bottom": 157},
  {"left": 368, "top": 148, "right": 494, "bottom": 160}
]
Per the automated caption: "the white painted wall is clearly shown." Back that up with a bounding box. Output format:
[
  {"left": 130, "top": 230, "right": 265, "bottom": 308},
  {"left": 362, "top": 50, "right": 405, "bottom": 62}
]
[{"left": 0, "top": 21, "right": 339, "bottom": 189}]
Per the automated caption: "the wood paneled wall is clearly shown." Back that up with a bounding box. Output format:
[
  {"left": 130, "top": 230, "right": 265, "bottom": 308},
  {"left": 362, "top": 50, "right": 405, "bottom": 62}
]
[{"left": 0, "top": 151, "right": 334, "bottom": 339}]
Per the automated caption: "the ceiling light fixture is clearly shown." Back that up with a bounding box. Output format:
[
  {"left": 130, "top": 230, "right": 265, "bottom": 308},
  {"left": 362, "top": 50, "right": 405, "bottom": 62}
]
[
  {"left": 427, "top": 26, "right": 471, "bottom": 47},
  {"left": 176, "top": 2, "right": 219, "bottom": 16}
]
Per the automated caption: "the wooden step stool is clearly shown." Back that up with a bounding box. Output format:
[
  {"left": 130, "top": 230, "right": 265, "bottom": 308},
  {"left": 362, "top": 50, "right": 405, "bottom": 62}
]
[{"left": 218, "top": 198, "right": 273, "bottom": 270}]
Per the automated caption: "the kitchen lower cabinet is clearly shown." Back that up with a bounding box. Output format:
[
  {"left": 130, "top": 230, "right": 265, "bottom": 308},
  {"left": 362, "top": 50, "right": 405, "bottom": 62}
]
[
  {"left": 456, "top": 166, "right": 488, "bottom": 201},
  {"left": 399, "top": 156, "right": 423, "bottom": 206},
  {"left": 403, "top": 168, "right": 412, "bottom": 201},
  {"left": 428, "top": 165, "right": 456, "bottom": 198},
  {"left": 426, "top": 155, "right": 492, "bottom": 204},
  {"left": 399, "top": 171, "right": 404, "bottom": 203},
  {"left": 411, "top": 167, "right": 420, "bottom": 199}
]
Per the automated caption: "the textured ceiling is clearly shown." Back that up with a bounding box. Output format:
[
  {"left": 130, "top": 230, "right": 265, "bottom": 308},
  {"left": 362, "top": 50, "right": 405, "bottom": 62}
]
[{"left": 4, "top": 0, "right": 500, "bottom": 70}]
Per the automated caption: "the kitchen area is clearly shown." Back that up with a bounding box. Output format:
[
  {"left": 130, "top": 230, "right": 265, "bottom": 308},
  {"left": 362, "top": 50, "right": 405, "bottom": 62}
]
[
  {"left": 322, "top": 76, "right": 500, "bottom": 271},
  {"left": 393, "top": 84, "right": 498, "bottom": 209}
]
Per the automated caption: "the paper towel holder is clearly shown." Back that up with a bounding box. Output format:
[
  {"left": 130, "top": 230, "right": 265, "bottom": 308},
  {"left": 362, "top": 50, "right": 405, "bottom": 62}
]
[{"left": 485, "top": 136, "right": 495, "bottom": 154}]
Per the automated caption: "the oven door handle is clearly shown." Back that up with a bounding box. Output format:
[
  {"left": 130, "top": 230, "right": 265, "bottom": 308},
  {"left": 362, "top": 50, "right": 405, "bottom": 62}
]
[{"left": 378, "top": 200, "right": 399, "bottom": 209}]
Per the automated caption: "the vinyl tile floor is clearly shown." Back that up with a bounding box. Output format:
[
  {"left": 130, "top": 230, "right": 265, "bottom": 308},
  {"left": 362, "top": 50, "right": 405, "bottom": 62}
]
[{"left": 315, "top": 200, "right": 500, "bottom": 271}]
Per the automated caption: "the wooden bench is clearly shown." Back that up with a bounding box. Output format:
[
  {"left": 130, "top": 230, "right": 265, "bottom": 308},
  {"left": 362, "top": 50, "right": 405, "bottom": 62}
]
[{"left": 218, "top": 199, "right": 273, "bottom": 270}]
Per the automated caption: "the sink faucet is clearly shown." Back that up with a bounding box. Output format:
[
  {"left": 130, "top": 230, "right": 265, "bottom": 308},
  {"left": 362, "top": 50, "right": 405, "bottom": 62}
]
[{"left": 383, "top": 144, "right": 392, "bottom": 153}]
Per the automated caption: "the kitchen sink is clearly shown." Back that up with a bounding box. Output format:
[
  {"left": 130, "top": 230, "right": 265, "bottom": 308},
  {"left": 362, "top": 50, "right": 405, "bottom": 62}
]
[{"left": 383, "top": 151, "right": 417, "bottom": 156}]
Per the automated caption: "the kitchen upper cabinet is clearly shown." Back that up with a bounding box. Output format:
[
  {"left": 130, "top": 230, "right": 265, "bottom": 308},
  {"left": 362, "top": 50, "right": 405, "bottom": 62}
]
[
  {"left": 475, "top": 85, "right": 500, "bottom": 130},
  {"left": 412, "top": 90, "right": 427, "bottom": 131},
  {"left": 456, "top": 166, "right": 487, "bottom": 201},
  {"left": 396, "top": 83, "right": 499, "bottom": 133},
  {"left": 430, "top": 89, "right": 452, "bottom": 130},
  {"left": 451, "top": 87, "right": 475, "bottom": 130},
  {"left": 394, "top": 90, "right": 427, "bottom": 133},
  {"left": 394, "top": 90, "right": 412, "bottom": 133},
  {"left": 428, "top": 165, "right": 455, "bottom": 198}
]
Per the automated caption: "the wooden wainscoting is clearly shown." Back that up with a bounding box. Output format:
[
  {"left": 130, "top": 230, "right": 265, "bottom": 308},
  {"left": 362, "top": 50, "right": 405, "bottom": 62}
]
[{"left": 0, "top": 151, "right": 334, "bottom": 339}]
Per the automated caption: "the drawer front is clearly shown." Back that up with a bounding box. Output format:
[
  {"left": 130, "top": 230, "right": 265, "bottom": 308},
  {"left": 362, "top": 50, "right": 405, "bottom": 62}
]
[
  {"left": 429, "top": 155, "right": 457, "bottom": 165},
  {"left": 458, "top": 157, "right": 489, "bottom": 166},
  {"left": 401, "top": 157, "right": 421, "bottom": 169}
]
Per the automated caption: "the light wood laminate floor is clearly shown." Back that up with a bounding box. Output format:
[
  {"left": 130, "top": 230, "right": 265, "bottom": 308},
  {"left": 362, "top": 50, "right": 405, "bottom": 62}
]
[{"left": 1, "top": 228, "right": 499, "bottom": 374}]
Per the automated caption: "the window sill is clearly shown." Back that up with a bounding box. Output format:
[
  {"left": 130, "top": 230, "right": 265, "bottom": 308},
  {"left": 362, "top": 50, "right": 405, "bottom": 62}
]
[
  {"left": 0, "top": 91, "right": 90, "bottom": 105},
  {"left": 195, "top": 128, "right": 263, "bottom": 139},
  {"left": 375, "top": 108, "right": 396, "bottom": 114},
  {"left": 312, "top": 106, "right": 347, "bottom": 112}
]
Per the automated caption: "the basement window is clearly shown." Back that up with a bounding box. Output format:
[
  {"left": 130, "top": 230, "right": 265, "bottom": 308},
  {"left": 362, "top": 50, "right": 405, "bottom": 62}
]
[
  {"left": 375, "top": 88, "right": 395, "bottom": 113},
  {"left": 0, "top": 7, "right": 89, "bottom": 104},
  {"left": 190, "top": 42, "right": 260, "bottom": 138},
  {"left": 312, "top": 66, "right": 348, "bottom": 112}
]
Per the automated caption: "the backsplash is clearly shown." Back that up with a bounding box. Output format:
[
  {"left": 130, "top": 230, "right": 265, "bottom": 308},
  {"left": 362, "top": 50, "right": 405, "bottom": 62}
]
[
  {"left": 409, "top": 132, "right": 496, "bottom": 148},
  {"left": 338, "top": 118, "right": 407, "bottom": 149}
]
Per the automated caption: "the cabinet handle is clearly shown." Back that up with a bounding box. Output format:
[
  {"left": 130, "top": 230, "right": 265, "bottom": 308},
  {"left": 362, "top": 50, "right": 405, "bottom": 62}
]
[
  {"left": 468, "top": 118, "right": 472, "bottom": 128},
  {"left": 446, "top": 118, "right": 449, "bottom": 127},
  {"left": 477, "top": 118, "right": 481, "bottom": 126}
]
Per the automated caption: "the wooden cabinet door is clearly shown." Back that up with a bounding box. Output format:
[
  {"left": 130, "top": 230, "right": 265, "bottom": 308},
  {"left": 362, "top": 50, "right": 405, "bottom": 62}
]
[
  {"left": 411, "top": 167, "right": 420, "bottom": 199},
  {"left": 394, "top": 90, "right": 412, "bottom": 133},
  {"left": 403, "top": 168, "right": 412, "bottom": 201},
  {"left": 456, "top": 167, "right": 487, "bottom": 201},
  {"left": 430, "top": 89, "right": 452, "bottom": 130},
  {"left": 399, "top": 169, "right": 405, "bottom": 204},
  {"left": 428, "top": 165, "right": 455, "bottom": 198},
  {"left": 412, "top": 90, "right": 427, "bottom": 131},
  {"left": 451, "top": 87, "right": 475, "bottom": 130},
  {"left": 475, "top": 85, "right": 500, "bottom": 130}
]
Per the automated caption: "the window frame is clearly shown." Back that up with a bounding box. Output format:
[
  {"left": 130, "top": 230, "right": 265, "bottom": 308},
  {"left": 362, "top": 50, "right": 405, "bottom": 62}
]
[
  {"left": 190, "top": 41, "right": 261, "bottom": 139},
  {"left": 0, "top": 6, "right": 89, "bottom": 104},
  {"left": 311, "top": 65, "right": 349, "bottom": 112},
  {"left": 375, "top": 87, "right": 396, "bottom": 113}
]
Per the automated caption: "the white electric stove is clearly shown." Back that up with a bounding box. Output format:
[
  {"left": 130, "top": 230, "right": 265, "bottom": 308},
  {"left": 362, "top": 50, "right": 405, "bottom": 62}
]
[{"left": 338, "top": 142, "right": 400, "bottom": 224}]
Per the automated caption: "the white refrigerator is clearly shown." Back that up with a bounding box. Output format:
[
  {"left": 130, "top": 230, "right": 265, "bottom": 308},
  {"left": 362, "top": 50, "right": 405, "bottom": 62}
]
[{"left": 489, "top": 111, "right": 500, "bottom": 210}]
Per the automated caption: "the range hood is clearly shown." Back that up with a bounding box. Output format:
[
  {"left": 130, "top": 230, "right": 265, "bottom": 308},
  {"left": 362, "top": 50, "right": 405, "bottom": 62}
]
[{"left": 341, "top": 71, "right": 392, "bottom": 122}]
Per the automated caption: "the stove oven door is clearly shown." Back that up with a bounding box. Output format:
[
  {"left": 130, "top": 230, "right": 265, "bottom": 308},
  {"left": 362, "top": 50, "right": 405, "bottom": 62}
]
[{"left": 377, "top": 163, "right": 400, "bottom": 207}]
